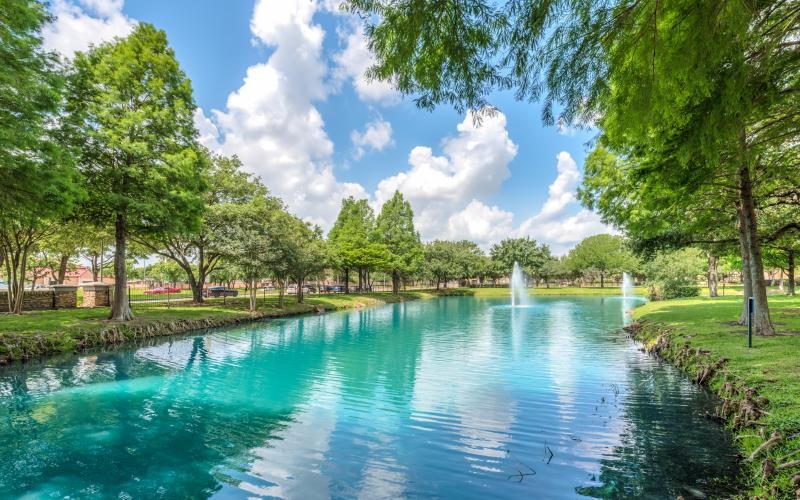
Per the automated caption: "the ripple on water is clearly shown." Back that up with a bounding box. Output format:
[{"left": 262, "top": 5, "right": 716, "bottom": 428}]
[{"left": 0, "top": 296, "right": 738, "bottom": 499}]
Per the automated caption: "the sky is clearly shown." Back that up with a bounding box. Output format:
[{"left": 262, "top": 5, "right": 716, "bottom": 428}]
[{"left": 41, "top": 0, "right": 612, "bottom": 255}]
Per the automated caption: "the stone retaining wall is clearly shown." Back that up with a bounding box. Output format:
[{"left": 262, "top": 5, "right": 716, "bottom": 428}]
[{"left": 0, "top": 286, "right": 77, "bottom": 311}]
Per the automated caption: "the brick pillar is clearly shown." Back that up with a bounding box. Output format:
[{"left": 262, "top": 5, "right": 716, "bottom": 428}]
[
  {"left": 82, "top": 283, "right": 111, "bottom": 308},
  {"left": 51, "top": 285, "right": 78, "bottom": 309}
]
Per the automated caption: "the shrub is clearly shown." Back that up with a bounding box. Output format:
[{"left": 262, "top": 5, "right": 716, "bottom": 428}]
[{"left": 644, "top": 248, "right": 705, "bottom": 300}]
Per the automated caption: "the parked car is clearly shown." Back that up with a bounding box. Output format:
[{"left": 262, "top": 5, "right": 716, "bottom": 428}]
[
  {"left": 286, "top": 285, "right": 298, "bottom": 294},
  {"left": 144, "top": 286, "right": 181, "bottom": 295},
  {"left": 324, "top": 285, "right": 345, "bottom": 293},
  {"left": 0, "top": 281, "right": 7, "bottom": 291},
  {"left": 204, "top": 286, "right": 238, "bottom": 298}
]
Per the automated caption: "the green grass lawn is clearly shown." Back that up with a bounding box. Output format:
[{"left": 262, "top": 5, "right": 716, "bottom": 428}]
[{"left": 632, "top": 294, "right": 800, "bottom": 497}]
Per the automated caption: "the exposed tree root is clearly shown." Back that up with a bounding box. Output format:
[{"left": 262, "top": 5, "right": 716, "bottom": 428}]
[{"left": 749, "top": 432, "right": 781, "bottom": 462}]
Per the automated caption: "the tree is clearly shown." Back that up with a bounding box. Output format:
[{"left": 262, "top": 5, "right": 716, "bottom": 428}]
[
  {"left": 0, "top": 0, "right": 82, "bottom": 313},
  {"left": 539, "top": 257, "right": 567, "bottom": 288},
  {"left": 451, "top": 240, "right": 484, "bottom": 284},
  {"left": 148, "top": 259, "right": 185, "bottom": 286},
  {"left": 374, "top": 191, "right": 422, "bottom": 293},
  {"left": 68, "top": 24, "right": 205, "bottom": 320},
  {"left": 38, "top": 222, "right": 85, "bottom": 284},
  {"left": 566, "top": 235, "right": 633, "bottom": 288},
  {"left": 81, "top": 227, "right": 114, "bottom": 282},
  {"left": 423, "top": 241, "right": 458, "bottom": 289},
  {"left": 489, "top": 237, "right": 550, "bottom": 281},
  {"left": 215, "top": 196, "right": 283, "bottom": 312},
  {"left": 328, "top": 197, "right": 389, "bottom": 292},
  {"left": 475, "top": 256, "right": 504, "bottom": 287},
  {"left": 136, "top": 152, "right": 265, "bottom": 302},
  {"left": 284, "top": 219, "right": 328, "bottom": 304}
]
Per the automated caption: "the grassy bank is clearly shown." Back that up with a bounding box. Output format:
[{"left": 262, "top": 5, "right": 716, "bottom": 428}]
[
  {"left": 469, "top": 285, "right": 649, "bottom": 297},
  {"left": 630, "top": 295, "right": 800, "bottom": 498},
  {"left": 0, "top": 290, "right": 458, "bottom": 363}
]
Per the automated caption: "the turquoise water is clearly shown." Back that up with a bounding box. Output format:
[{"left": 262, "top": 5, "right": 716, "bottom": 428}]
[{"left": 0, "top": 296, "right": 738, "bottom": 498}]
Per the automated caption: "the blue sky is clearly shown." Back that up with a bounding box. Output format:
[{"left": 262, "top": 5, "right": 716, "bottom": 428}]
[{"left": 42, "top": 0, "right": 609, "bottom": 254}]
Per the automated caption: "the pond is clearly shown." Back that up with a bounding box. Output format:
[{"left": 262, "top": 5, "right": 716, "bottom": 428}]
[{"left": 0, "top": 296, "right": 739, "bottom": 498}]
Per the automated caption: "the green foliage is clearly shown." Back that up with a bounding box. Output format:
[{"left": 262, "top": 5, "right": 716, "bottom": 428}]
[
  {"left": 69, "top": 23, "right": 205, "bottom": 237},
  {"left": 214, "top": 195, "right": 284, "bottom": 310},
  {"left": 374, "top": 191, "right": 422, "bottom": 292},
  {"left": 328, "top": 196, "right": 391, "bottom": 288},
  {"left": 148, "top": 259, "right": 185, "bottom": 285},
  {"left": 0, "top": 0, "right": 82, "bottom": 312},
  {"left": 423, "top": 240, "right": 483, "bottom": 287},
  {"left": 137, "top": 151, "right": 267, "bottom": 302},
  {"left": 643, "top": 248, "right": 705, "bottom": 300},
  {"left": 0, "top": 0, "right": 78, "bottom": 209},
  {"left": 566, "top": 234, "right": 636, "bottom": 287},
  {"left": 489, "top": 237, "right": 550, "bottom": 278}
]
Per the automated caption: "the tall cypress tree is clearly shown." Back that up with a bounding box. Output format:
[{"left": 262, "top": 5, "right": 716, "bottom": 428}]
[
  {"left": 374, "top": 191, "right": 422, "bottom": 293},
  {"left": 68, "top": 24, "right": 205, "bottom": 320}
]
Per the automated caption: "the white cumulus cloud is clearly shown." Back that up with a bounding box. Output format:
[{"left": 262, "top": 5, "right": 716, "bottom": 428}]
[
  {"left": 333, "top": 22, "right": 400, "bottom": 105},
  {"left": 42, "top": 0, "right": 135, "bottom": 57},
  {"left": 197, "top": 0, "right": 368, "bottom": 229},
  {"left": 413, "top": 149, "right": 612, "bottom": 253},
  {"left": 516, "top": 152, "right": 612, "bottom": 254},
  {"left": 445, "top": 200, "right": 515, "bottom": 245},
  {"left": 351, "top": 119, "right": 393, "bottom": 159},
  {"left": 374, "top": 110, "right": 518, "bottom": 244}
]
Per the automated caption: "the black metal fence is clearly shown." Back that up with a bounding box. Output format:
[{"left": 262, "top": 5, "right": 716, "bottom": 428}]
[{"left": 127, "top": 285, "right": 195, "bottom": 308}]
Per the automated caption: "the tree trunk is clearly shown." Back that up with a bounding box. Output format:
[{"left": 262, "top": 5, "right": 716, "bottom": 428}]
[
  {"left": 249, "top": 278, "right": 257, "bottom": 312},
  {"left": 3, "top": 241, "right": 30, "bottom": 314},
  {"left": 436, "top": 278, "right": 440, "bottom": 290},
  {"left": 297, "top": 278, "right": 304, "bottom": 304},
  {"left": 737, "top": 205, "right": 753, "bottom": 325},
  {"left": 707, "top": 252, "right": 719, "bottom": 298},
  {"left": 788, "top": 250, "right": 796, "bottom": 296},
  {"left": 194, "top": 246, "right": 206, "bottom": 303},
  {"left": 188, "top": 271, "right": 202, "bottom": 303},
  {"left": 738, "top": 154, "right": 773, "bottom": 335},
  {"left": 91, "top": 254, "right": 99, "bottom": 282},
  {"left": 344, "top": 268, "right": 350, "bottom": 294},
  {"left": 391, "top": 270, "right": 400, "bottom": 294},
  {"left": 109, "top": 212, "right": 133, "bottom": 321},
  {"left": 600, "top": 272, "right": 605, "bottom": 288},
  {"left": 57, "top": 254, "right": 69, "bottom": 284}
]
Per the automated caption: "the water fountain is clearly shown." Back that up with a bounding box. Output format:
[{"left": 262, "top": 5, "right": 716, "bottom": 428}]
[
  {"left": 510, "top": 261, "right": 529, "bottom": 307},
  {"left": 621, "top": 272, "right": 634, "bottom": 324},
  {"left": 622, "top": 272, "right": 634, "bottom": 298}
]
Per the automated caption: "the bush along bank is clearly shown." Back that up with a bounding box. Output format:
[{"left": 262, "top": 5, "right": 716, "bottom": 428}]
[{"left": 624, "top": 320, "right": 800, "bottom": 499}]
